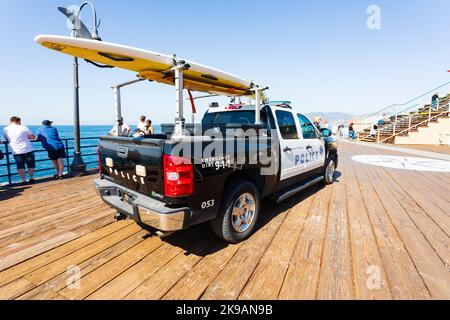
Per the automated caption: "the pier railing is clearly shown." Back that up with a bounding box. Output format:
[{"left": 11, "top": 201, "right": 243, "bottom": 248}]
[{"left": 0, "top": 137, "right": 100, "bottom": 185}]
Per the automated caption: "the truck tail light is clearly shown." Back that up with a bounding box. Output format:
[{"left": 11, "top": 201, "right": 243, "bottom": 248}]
[
  {"left": 164, "top": 155, "right": 194, "bottom": 197},
  {"left": 98, "top": 145, "right": 102, "bottom": 174}
]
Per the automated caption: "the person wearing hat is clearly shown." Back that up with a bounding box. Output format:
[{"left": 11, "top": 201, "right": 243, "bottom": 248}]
[{"left": 36, "top": 120, "right": 66, "bottom": 179}]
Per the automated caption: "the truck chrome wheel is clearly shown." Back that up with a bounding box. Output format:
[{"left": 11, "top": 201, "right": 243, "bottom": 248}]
[
  {"left": 326, "top": 159, "right": 335, "bottom": 182},
  {"left": 231, "top": 193, "right": 256, "bottom": 233}
]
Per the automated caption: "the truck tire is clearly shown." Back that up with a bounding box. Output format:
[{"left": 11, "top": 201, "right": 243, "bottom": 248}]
[
  {"left": 211, "top": 179, "right": 261, "bottom": 243},
  {"left": 323, "top": 155, "right": 337, "bottom": 185}
]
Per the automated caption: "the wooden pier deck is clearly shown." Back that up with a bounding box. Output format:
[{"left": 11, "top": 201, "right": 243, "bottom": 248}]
[{"left": 0, "top": 142, "right": 449, "bottom": 300}]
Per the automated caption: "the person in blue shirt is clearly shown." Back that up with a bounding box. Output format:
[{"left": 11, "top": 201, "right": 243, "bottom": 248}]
[{"left": 36, "top": 120, "right": 66, "bottom": 179}]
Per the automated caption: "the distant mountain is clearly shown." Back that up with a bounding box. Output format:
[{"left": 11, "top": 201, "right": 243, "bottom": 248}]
[{"left": 305, "top": 112, "right": 356, "bottom": 124}]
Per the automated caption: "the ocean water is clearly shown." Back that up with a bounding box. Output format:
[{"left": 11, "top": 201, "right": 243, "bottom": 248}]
[{"left": 0, "top": 125, "right": 160, "bottom": 185}]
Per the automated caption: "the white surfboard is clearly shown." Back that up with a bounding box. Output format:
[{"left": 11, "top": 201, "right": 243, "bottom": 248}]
[{"left": 35, "top": 35, "right": 257, "bottom": 97}]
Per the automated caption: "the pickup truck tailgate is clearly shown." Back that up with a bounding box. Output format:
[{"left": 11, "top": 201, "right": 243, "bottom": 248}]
[{"left": 99, "top": 136, "right": 165, "bottom": 199}]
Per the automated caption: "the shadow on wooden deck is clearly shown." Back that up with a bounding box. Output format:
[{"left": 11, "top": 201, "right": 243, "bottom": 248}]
[{"left": 159, "top": 173, "right": 342, "bottom": 257}]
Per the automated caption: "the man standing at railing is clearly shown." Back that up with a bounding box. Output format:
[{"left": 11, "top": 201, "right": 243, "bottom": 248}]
[
  {"left": 2, "top": 116, "right": 36, "bottom": 184},
  {"left": 36, "top": 120, "right": 66, "bottom": 180}
]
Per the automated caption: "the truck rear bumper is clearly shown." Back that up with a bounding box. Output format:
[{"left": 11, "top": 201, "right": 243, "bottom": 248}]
[{"left": 93, "top": 179, "right": 190, "bottom": 232}]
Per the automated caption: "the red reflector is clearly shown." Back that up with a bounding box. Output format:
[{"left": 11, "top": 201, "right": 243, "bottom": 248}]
[
  {"left": 164, "top": 155, "right": 194, "bottom": 197},
  {"left": 225, "top": 104, "right": 244, "bottom": 110}
]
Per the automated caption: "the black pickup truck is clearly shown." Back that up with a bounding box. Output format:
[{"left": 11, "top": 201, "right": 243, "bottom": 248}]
[{"left": 95, "top": 102, "right": 338, "bottom": 243}]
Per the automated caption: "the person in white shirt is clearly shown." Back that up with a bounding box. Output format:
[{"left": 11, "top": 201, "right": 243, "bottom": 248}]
[
  {"left": 109, "top": 122, "right": 131, "bottom": 136},
  {"left": 137, "top": 115, "right": 146, "bottom": 131},
  {"left": 370, "top": 123, "right": 378, "bottom": 136},
  {"left": 3, "top": 116, "right": 37, "bottom": 184}
]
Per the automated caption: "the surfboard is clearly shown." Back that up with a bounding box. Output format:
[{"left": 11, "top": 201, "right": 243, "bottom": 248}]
[{"left": 35, "top": 35, "right": 257, "bottom": 97}]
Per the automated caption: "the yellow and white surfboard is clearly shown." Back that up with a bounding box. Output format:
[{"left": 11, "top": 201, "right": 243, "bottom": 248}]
[{"left": 35, "top": 35, "right": 255, "bottom": 97}]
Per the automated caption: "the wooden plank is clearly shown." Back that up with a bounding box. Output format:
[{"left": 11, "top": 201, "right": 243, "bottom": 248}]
[
  {"left": 0, "top": 232, "right": 79, "bottom": 273},
  {"left": 0, "top": 209, "right": 113, "bottom": 269},
  {"left": 162, "top": 242, "right": 242, "bottom": 300},
  {"left": 0, "top": 194, "right": 99, "bottom": 231},
  {"left": 375, "top": 169, "right": 450, "bottom": 270},
  {"left": 316, "top": 173, "right": 354, "bottom": 300},
  {"left": 23, "top": 223, "right": 142, "bottom": 286},
  {"left": 17, "top": 289, "right": 68, "bottom": 300},
  {"left": 0, "top": 176, "right": 95, "bottom": 209},
  {"left": 278, "top": 186, "right": 332, "bottom": 300},
  {"left": 239, "top": 194, "right": 314, "bottom": 300},
  {"left": 416, "top": 171, "right": 450, "bottom": 195},
  {"left": 0, "top": 220, "right": 132, "bottom": 287},
  {"left": 85, "top": 229, "right": 201, "bottom": 300},
  {"left": 126, "top": 235, "right": 218, "bottom": 300},
  {"left": 86, "top": 242, "right": 183, "bottom": 300},
  {"left": 351, "top": 145, "right": 430, "bottom": 299},
  {"left": 70, "top": 215, "right": 114, "bottom": 237},
  {"left": 397, "top": 166, "right": 450, "bottom": 210},
  {"left": 0, "top": 203, "right": 110, "bottom": 253},
  {"left": 0, "top": 178, "right": 94, "bottom": 209},
  {"left": 0, "top": 277, "right": 36, "bottom": 300},
  {"left": 364, "top": 162, "right": 450, "bottom": 299},
  {"left": 58, "top": 234, "right": 163, "bottom": 300},
  {"left": 200, "top": 200, "right": 292, "bottom": 300},
  {"left": 0, "top": 192, "right": 92, "bottom": 222},
  {"left": 18, "top": 230, "right": 149, "bottom": 300},
  {"left": 389, "top": 169, "right": 450, "bottom": 236},
  {"left": 341, "top": 152, "right": 392, "bottom": 299}
]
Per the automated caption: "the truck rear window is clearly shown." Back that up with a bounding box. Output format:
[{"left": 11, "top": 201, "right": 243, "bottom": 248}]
[{"left": 203, "top": 111, "right": 256, "bottom": 125}]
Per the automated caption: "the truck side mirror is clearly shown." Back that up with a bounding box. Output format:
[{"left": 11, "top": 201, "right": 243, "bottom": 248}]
[{"left": 321, "top": 128, "right": 332, "bottom": 138}]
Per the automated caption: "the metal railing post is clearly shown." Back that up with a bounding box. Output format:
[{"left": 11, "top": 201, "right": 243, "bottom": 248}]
[
  {"left": 1, "top": 136, "right": 101, "bottom": 186},
  {"left": 408, "top": 116, "right": 412, "bottom": 132},
  {"left": 429, "top": 105, "right": 432, "bottom": 121},
  {"left": 393, "top": 123, "right": 396, "bottom": 135},
  {"left": 5, "top": 143, "right": 12, "bottom": 185},
  {"left": 64, "top": 139, "right": 70, "bottom": 173},
  {"left": 377, "top": 130, "right": 380, "bottom": 143}
]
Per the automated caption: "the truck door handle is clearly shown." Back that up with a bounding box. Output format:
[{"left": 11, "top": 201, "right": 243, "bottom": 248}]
[
  {"left": 283, "top": 147, "right": 292, "bottom": 153},
  {"left": 306, "top": 146, "right": 313, "bottom": 150}
]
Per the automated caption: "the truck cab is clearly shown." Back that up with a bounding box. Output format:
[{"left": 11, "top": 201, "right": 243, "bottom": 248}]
[
  {"left": 95, "top": 101, "right": 338, "bottom": 243},
  {"left": 203, "top": 101, "right": 334, "bottom": 191}
]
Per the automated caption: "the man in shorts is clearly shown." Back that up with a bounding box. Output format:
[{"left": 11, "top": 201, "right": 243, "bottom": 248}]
[
  {"left": 36, "top": 120, "right": 66, "bottom": 179},
  {"left": 3, "top": 116, "right": 36, "bottom": 184}
]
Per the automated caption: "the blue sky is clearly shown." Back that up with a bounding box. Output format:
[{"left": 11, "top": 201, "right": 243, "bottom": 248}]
[{"left": 1, "top": 0, "right": 450, "bottom": 125}]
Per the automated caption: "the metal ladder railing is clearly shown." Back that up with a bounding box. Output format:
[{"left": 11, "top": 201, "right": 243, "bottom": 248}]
[
  {"left": 354, "top": 81, "right": 450, "bottom": 130},
  {"left": 376, "top": 102, "right": 450, "bottom": 143},
  {"left": 357, "top": 102, "right": 421, "bottom": 142}
]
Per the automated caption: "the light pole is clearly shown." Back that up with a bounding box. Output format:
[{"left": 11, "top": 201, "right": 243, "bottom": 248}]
[{"left": 58, "top": 2, "right": 101, "bottom": 176}]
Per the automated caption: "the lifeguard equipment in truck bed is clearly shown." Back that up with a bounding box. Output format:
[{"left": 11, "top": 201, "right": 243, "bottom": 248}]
[
  {"left": 35, "top": 35, "right": 268, "bottom": 137},
  {"left": 34, "top": 35, "right": 259, "bottom": 98}
]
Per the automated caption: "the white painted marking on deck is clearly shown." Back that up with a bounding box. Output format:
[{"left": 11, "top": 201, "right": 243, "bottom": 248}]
[{"left": 352, "top": 155, "right": 450, "bottom": 172}]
